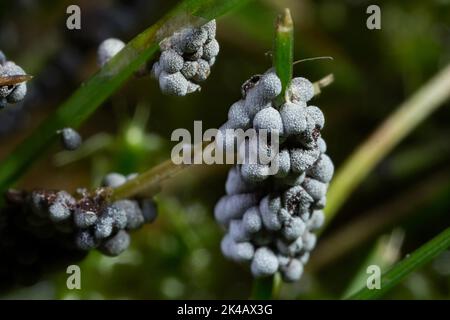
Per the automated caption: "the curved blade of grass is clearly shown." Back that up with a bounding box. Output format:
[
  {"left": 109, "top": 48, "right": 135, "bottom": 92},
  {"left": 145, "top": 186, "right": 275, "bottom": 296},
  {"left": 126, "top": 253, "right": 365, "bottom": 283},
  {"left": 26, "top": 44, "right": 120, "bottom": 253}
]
[
  {"left": 0, "top": 0, "right": 251, "bottom": 194},
  {"left": 309, "top": 171, "right": 450, "bottom": 272},
  {"left": 324, "top": 63, "right": 450, "bottom": 224},
  {"left": 342, "top": 229, "right": 404, "bottom": 298},
  {"left": 347, "top": 227, "right": 450, "bottom": 300}
]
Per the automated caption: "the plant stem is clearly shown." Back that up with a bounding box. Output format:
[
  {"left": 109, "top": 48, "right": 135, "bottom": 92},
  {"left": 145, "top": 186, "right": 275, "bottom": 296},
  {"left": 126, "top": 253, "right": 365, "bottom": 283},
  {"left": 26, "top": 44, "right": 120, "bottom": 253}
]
[
  {"left": 251, "top": 276, "right": 276, "bottom": 300},
  {"left": 325, "top": 63, "right": 450, "bottom": 225},
  {"left": 250, "top": 7, "right": 295, "bottom": 300},
  {"left": 274, "top": 8, "right": 294, "bottom": 107},
  {"left": 112, "top": 160, "right": 187, "bottom": 200},
  {"left": 347, "top": 227, "right": 450, "bottom": 300},
  {"left": 271, "top": 273, "right": 282, "bottom": 299}
]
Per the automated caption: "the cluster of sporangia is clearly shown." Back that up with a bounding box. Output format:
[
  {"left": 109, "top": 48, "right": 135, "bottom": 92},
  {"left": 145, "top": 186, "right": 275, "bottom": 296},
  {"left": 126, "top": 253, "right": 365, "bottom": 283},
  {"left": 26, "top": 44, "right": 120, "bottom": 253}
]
[
  {"left": 150, "top": 20, "right": 218, "bottom": 96},
  {"left": 97, "top": 20, "right": 218, "bottom": 96},
  {"left": 0, "top": 51, "right": 27, "bottom": 109},
  {"left": 0, "top": 173, "right": 157, "bottom": 289},
  {"left": 214, "top": 70, "right": 334, "bottom": 282}
]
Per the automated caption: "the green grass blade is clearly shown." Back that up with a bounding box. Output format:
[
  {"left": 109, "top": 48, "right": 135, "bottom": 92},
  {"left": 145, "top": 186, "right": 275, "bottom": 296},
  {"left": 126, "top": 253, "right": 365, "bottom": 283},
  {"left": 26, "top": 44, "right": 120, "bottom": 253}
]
[
  {"left": 251, "top": 277, "right": 274, "bottom": 300},
  {"left": 324, "top": 63, "right": 450, "bottom": 224},
  {"left": 251, "top": 275, "right": 282, "bottom": 300},
  {"left": 273, "top": 8, "right": 294, "bottom": 106},
  {"left": 348, "top": 227, "right": 450, "bottom": 300},
  {"left": 309, "top": 171, "right": 450, "bottom": 272},
  {"left": 0, "top": 0, "right": 251, "bottom": 193},
  {"left": 342, "top": 230, "right": 404, "bottom": 298}
]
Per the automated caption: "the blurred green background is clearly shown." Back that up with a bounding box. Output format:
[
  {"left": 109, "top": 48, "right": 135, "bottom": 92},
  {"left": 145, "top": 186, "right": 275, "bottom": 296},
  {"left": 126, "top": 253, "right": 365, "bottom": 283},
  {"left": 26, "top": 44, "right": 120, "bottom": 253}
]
[{"left": 0, "top": 0, "right": 449, "bottom": 299}]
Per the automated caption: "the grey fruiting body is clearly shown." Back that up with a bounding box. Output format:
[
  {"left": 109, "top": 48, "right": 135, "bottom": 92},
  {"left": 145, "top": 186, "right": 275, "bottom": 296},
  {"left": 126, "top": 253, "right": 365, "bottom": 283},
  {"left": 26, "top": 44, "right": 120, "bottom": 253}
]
[
  {"left": 185, "top": 47, "right": 203, "bottom": 61},
  {"left": 229, "top": 219, "right": 249, "bottom": 242},
  {"left": 94, "top": 215, "right": 114, "bottom": 239},
  {"left": 259, "top": 195, "right": 282, "bottom": 231},
  {"left": 274, "top": 149, "right": 291, "bottom": 178},
  {"left": 0, "top": 54, "right": 28, "bottom": 107},
  {"left": 48, "top": 202, "right": 71, "bottom": 223},
  {"left": 244, "top": 71, "right": 282, "bottom": 117},
  {"left": 7, "top": 81, "right": 27, "bottom": 103},
  {"left": 202, "top": 20, "right": 217, "bottom": 40},
  {"left": 281, "top": 216, "right": 305, "bottom": 242},
  {"left": 242, "top": 207, "right": 262, "bottom": 234},
  {"left": 114, "top": 199, "right": 144, "bottom": 230},
  {"left": 307, "top": 210, "right": 325, "bottom": 231},
  {"left": 287, "top": 77, "right": 315, "bottom": 103},
  {"left": 74, "top": 207, "right": 97, "bottom": 228},
  {"left": 181, "top": 61, "right": 199, "bottom": 79},
  {"left": 97, "top": 38, "right": 125, "bottom": 67},
  {"left": 76, "top": 231, "right": 97, "bottom": 251},
  {"left": 214, "top": 193, "right": 260, "bottom": 226},
  {"left": 182, "top": 28, "right": 207, "bottom": 53},
  {"left": 228, "top": 100, "right": 251, "bottom": 129},
  {"left": 59, "top": 128, "right": 82, "bottom": 151},
  {"left": 251, "top": 247, "right": 279, "bottom": 277},
  {"left": 159, "top": 49, "right": 184, "bottom": 73},
  {"left": 240, "top": 163, "right": 270, "bottom": 183},
  {"left": 221, "top": 234, "right": 254, "bottom": 262},
  {"left": 316, "top": 137, "right": 327, "bottom": 153},
  {"left": 48, "top": 191, "right": 75, "bottom": 223},
  {"left": 215, "top": 71, "right": 333, "bottom": 282},
  {"left": 99, "top": 230, "right": 130, "bottom": 257},
  {"left": 140, "top": 198, "right": 158, "bottom": 223},
  {"left": 225, "top": 167, "right": 256, "bottom": 195},
  {"left": 290, "top": 148, "right": 320, "bottom": 173},
  {"left": 302, "top": 178, "right": 327, "bottom": 201},
  {"left": 151, "top": 20, "right": 219, "bottom": 96},
  {"left": 159, "top": 71, "right": 188, "bottom": 96},
  {"left": 187, "top": 82, "right": 201, "bottom": 94},
  {"left": 307, "top": 154, "right": 334, "bottom": 183},
  {"left": 253, "top": 107, "right": 284, "bottom": 135},
  {"left": 203, "top": 39, "right": 220, "bottom": 60},
  {"left": 104, "top": 204, "right": 127, "bottom": 230},
  {"left": 280, "top": 102, "right": 307, "bottom": 136},
  {"left": 208, "top": 57, "right": 216, "bottom": 67},
  {"left": 193, "top": 59, "right": 211, "bottom": 82},
  {"left": 280, "top": 258, "right": 303, "bottom": 282}
]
